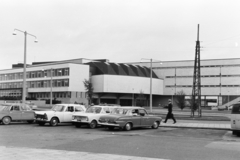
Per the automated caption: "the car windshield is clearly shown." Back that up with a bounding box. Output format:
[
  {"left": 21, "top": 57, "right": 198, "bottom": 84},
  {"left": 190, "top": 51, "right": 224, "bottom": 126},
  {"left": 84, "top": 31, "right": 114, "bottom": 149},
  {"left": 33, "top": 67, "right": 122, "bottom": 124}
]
[
  {"left": 51, "top": 105, "right": 65, "bottom": 112},
  {"left": 112, "top": 108, "right": 130, "bottom": 115},
  {"left": 86, "top": 106, "right": 102, "bottom": 113}
]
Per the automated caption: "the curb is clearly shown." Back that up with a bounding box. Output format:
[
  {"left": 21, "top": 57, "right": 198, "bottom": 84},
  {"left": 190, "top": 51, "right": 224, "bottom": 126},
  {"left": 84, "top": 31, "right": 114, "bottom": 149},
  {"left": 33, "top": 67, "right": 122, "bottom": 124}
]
[{"left": 159, "top": 125, "right": 231, "bottom": 131}]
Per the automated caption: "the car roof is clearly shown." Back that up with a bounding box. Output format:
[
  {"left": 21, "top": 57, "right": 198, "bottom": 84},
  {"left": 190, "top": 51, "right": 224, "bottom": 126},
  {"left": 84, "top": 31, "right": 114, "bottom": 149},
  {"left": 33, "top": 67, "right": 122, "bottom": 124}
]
[
  {"left": 117, "top": 106, "right": 144, "bottom": 109},
  {"left": 0, "top": 103, "right": 29, "bottom": 106},
  {"left": 54, "top": 104, "right": 84, "bottom": 106},
  {"left": 90, "top": 105, "right": 119, "bottom": 108}
]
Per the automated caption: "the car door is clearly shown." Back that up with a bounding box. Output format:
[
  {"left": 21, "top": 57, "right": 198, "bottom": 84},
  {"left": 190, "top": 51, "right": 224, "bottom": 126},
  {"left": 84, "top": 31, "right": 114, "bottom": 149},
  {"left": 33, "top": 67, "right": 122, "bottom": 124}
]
[
  {"left": 231, "top": 104, "right": 240, "bottom": 130},
  {"left": 63, "top": 106, "right": 75, "bottom": 122},
  {"left": 20, "top": 105, "right": 34, "bottom": 120},
  {"left": 10, "top": 105, "right": 22, "bottom": 120},
  {"left": 131, "top": 109, "right": 141, "bottom": 127},
  {"left": 139, "top": 109, "right": 152, "bottom": 126}
]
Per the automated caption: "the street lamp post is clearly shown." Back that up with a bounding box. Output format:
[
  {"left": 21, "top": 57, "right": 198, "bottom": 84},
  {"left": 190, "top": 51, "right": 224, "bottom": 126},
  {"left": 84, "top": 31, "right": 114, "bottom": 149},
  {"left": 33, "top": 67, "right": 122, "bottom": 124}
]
[
  {"left": 141, "top": 58, "right": 162, "bottom": 113},
  {"left": 13, "top": 29, "right": 38, "bottom": 104}
]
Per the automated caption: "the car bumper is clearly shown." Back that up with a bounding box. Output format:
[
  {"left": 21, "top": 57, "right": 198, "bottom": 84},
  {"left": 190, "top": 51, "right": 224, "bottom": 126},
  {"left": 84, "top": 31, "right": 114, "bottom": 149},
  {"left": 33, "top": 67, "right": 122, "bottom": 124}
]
[
  {"left": 35, "top": 118, "right": 50, "bottom": 123},
  {"left": 98, "top": 122, "right": 120, "bottom": 127},
  {"left": 72, "top": 119, "right": 90, "bottom": 124}
]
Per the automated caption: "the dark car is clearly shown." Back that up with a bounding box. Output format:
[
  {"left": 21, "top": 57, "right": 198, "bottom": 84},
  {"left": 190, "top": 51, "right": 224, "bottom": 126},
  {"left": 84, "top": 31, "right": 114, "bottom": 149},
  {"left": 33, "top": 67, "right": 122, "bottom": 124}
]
[
  {"left": 98, "top": 106, "right": 162, "bottom": 131},
  {"left": 0, "top": 103, "right": 35, "bottom": 125}
]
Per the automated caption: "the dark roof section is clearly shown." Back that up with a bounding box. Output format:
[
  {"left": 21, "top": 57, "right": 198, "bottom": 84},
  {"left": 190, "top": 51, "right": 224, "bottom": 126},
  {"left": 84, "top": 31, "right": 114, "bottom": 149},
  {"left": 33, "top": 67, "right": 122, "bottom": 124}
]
[
  {"left": 88, "top": 62, "right": 158, "bottom": 78},
  {"left": 12, "top": 63, "right": 30, "bottom": 69}
]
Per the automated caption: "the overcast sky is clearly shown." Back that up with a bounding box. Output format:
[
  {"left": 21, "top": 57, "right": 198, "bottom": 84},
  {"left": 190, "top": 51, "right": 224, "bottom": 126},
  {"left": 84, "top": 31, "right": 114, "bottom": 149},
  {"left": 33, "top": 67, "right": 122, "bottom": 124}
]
[{"left": 1, "top": 0, "right": 240, "bottom": 69}]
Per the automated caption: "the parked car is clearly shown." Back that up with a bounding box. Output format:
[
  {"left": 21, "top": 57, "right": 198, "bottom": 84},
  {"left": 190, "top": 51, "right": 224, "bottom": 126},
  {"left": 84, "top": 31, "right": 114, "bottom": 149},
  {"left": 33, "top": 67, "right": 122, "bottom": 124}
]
[
  {"left": 25, "top": 101, "right": 38, "bottom": 110},
  {"left": 35, "top": 104, "right": 86, "bottom": 126},
  {"left": 98, "top": 107, "right": 162, "bottom": 131},
  {"left": 0, "top": 103, "right": 35, "bottom": 125},
  {"left": 231, "top": 102, "right": 240, "bottom": 136},
  {"left": 72, "top": 105, "right": 119, "bottom": 128}
]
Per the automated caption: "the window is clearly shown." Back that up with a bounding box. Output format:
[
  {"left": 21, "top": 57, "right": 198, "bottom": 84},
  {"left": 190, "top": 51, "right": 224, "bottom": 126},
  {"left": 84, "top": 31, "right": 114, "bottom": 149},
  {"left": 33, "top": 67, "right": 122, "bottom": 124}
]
[
  {"left": 75, "top": 106, "right": 84, "bottom": 112},
  {"left": 66, "top": 106, "right": 74, "bottom": 112},
  {"left": 64, "top": 79, "right": 69, "bottom": 86},
  {"left": 139, "top": 109, "right": 148, "bottom": 116},
  {"left": 232, "top": 104, "right": 240, "bottom": 114},
  {"left": 12, "top": 105, "right": 20, "bottom": 111},
  {"left": 64, "top": 68, "right": 69, "bottom": 76}
]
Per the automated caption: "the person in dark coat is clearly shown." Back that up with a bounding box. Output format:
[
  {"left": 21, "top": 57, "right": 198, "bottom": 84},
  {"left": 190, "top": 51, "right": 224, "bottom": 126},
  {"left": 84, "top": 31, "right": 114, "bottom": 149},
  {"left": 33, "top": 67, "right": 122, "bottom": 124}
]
[{"left": 164, "top": 99, "right": 177, "bottom": 124}]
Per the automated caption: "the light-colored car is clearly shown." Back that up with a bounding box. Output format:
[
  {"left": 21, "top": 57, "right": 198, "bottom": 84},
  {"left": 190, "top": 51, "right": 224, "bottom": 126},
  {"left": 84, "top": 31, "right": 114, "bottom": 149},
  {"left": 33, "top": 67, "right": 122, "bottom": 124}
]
[
  {"left": 231, "top": 103, "right": 240, "bottom": 136},
  {"left": 99, "top": 107, "right": 162, "bottom": 131},
  {"left": 35, "top": 104, "right": 86, "bottom": 126},
  {"left": 0, "top": 103, "right": 35, "bottom": 125},
  {"left": 72, "top": 105, "right": 119, "bottom": 128}
]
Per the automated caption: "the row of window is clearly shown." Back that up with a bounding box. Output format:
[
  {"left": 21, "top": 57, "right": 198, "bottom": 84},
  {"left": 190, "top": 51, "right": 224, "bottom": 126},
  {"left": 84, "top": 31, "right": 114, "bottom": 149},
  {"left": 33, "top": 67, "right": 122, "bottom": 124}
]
[
  {"left": 29, "top": 92, "right": 72, "bottom": 99},
  {"left": 0, "top": 68, "right": 69, "bottom": 81},
  {"left": 29, "top": 92, "right": 87, "bottom": 99},
  {"left": 153, "top": 64, "right": 240, "bottom": 69},
  {"left": 166, "top": 85, "right": 240, "bottom": 88},
  {"left": 0, "top": 90, "right": 22, "bottom": 97},
  {"left": 0, "top": 79, "right": 69, "bottom": 89},
  {"left": 166, "top": 74, "right": 240, "bottom": 78}
]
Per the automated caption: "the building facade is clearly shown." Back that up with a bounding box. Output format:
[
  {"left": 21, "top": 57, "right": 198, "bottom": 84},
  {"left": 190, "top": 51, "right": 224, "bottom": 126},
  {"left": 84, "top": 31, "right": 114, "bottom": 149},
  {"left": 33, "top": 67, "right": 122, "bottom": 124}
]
[
  {"left": 133, "top": 58, "right": 240, "bottom": 107},
  {"left": 0, "top": 58, "right": 240, "bottom": 107}
]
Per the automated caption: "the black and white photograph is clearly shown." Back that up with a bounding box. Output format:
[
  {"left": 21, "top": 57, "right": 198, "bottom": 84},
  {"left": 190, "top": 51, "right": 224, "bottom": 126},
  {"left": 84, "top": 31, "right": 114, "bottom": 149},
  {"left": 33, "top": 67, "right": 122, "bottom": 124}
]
[{"left": 0, "top": 0, "right": 240, "bottom": 159}]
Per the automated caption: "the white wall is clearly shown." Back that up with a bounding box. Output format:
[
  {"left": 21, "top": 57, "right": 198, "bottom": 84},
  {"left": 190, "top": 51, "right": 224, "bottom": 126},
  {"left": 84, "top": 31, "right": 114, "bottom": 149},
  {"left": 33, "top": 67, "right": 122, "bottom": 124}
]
[
  {"left": 69, "top": 64, "right": 89, "bottom": 92},
  {"left": 92, "top": 75, "right": 163, "bottom": 95}
]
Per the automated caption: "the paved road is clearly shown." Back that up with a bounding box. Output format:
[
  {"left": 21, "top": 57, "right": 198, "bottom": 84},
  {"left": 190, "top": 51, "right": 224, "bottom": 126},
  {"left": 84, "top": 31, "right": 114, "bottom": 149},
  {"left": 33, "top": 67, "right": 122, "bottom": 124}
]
[{"left": 0, "top": 121, "right": 240, "bottom": 160}]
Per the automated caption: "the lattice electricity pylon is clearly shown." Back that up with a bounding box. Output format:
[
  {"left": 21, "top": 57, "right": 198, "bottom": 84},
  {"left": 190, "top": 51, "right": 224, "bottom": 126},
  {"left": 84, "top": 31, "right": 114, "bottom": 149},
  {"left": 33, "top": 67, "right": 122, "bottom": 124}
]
[{"left": 192, "top": 24, "right": 202, "bottom": 117}]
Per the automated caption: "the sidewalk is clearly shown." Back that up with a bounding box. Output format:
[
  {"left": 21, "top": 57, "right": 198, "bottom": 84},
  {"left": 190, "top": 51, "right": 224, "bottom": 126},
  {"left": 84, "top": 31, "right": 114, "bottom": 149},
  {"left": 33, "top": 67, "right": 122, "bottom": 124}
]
[
  {"left": 0, "top": 146, "right": 168, "bottom": 160},
  {"left": 160, "top": 120, "right": 231, "bottom": 130}
]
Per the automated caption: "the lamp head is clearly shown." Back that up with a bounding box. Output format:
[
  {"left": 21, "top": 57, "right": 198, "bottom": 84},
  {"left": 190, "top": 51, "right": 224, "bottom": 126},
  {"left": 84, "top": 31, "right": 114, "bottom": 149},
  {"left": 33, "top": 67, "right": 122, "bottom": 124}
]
[
  {"left": 13, "top": 31, "right": 17, "bottom": 35},
  {"left": 34, "top": 39, "right": 38, "bottom": 43}
]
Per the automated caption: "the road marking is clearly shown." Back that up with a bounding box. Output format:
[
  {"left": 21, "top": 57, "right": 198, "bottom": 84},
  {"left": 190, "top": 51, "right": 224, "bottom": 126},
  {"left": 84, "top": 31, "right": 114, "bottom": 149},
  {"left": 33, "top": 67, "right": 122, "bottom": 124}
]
[{"left": 0, "top": 146, "right": 170, "bottom": 160}]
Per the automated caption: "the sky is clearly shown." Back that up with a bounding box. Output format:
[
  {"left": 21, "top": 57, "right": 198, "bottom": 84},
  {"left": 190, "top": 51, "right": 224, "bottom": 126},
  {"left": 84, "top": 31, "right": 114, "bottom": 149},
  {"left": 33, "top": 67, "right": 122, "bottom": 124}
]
[{"left": 1, "top": 0, "right": 240, "bottom": 69}]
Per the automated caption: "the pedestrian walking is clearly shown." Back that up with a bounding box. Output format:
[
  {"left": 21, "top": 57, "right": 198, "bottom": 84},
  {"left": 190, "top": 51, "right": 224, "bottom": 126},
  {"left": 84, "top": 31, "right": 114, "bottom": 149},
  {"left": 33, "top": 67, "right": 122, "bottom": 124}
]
[{"left": 164, "top": 99, "right": 177, "bottom": 124}]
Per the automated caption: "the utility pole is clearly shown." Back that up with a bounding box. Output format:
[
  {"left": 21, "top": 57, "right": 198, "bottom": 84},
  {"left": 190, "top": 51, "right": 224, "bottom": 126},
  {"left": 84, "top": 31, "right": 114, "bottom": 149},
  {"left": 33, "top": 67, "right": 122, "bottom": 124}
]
[{"left": 192, "top": 24, "right": 202, "bottom": 117}]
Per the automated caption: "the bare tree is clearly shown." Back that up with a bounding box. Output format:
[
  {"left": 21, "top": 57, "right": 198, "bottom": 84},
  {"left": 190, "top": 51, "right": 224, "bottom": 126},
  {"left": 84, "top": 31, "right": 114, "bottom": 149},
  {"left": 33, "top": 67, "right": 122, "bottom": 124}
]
[
  {"left": 188, "top": 96, "right": 198, "bottom": 117},
  {"left": 175, "top": 90, "right": 186, "bottom": 110},
  {"left": 83, "top": 79, "right": 94, "bottom": 106}
]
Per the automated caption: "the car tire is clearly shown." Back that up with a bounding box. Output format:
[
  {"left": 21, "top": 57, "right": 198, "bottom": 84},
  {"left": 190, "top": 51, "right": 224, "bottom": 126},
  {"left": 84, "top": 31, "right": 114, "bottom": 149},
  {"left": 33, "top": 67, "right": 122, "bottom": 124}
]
[
  {"left": 151, "top": 121, "right": 159, "bottom": 129},
  {"left": 27, "top": 120, "right": 34, "bottom": 124},
  {"left": 124, "top": 123, "right": 132, "bottom": 131},
  {"left": 2, "top": 116, "right": 11, "bottom": 125},
  {"left": 89, "top": 120, "right": 97, "bottom": 129},
  {"left": 50, "top": 118, "right": 59, "bottom": 126},
  {"left": 232, "top": 130, "right": 238, "bottom": 135},
  {"left": 38, "top": 122, "right": 45, "bottom": 126},
  {"left": 75, "top": 123, "right": 81, "bottom": 128}
]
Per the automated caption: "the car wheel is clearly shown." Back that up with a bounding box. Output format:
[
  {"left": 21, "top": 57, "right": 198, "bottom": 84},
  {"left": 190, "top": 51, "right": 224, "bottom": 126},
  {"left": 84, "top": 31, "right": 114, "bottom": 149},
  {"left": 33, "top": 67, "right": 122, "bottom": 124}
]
[
  {"left": 124, "top": 123, "right": 132, "bottom": 131},
  {"left": 151, "top": 121, "right": 159, "bottom": 129},
  {"left": 27, "top": 120, "right": 34, "bottom": 124},
  {"left": 38, "top": 122, "right": 45, "bottom": 126},
  {"left": 75, "top": 123, "right": 81, "bottom": 128},
  {"left": 2, "top": 116, "right": 11, "bottom": 125},
  {"left": 232, "top": 130, "right": 238, "bottom": 135},
  {"left": 50, "top": 118, "right": 59, "bottom": 126},
  {"left": 89, "top": 120, "right": 97, "bottom": 129}
]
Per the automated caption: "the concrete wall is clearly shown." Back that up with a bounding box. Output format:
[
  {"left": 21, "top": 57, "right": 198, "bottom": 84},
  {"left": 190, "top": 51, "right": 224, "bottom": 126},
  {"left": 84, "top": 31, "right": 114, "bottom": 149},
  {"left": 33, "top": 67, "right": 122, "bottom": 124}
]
[{"left": 92, "top": 75, "right": 163, "bottom": 95}]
